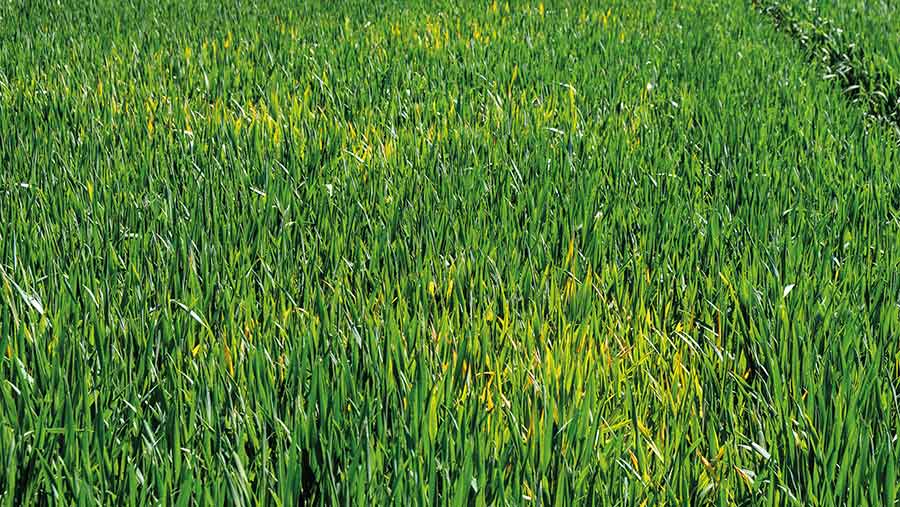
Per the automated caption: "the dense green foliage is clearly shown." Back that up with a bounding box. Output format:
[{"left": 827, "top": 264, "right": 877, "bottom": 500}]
[
  {"left": 2, "top": 0, "right": 899, "bottom": 504},
  {"left": 756, "top": 0, "right": 900, "bottom": 131},
  {"left": 793, "top": 0, "right": 900, "bottom": 74}
]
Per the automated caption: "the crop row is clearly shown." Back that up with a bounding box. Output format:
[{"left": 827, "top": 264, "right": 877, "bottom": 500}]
[{"left": 755, "top": 0, "right": 900, "bottom": 134}]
